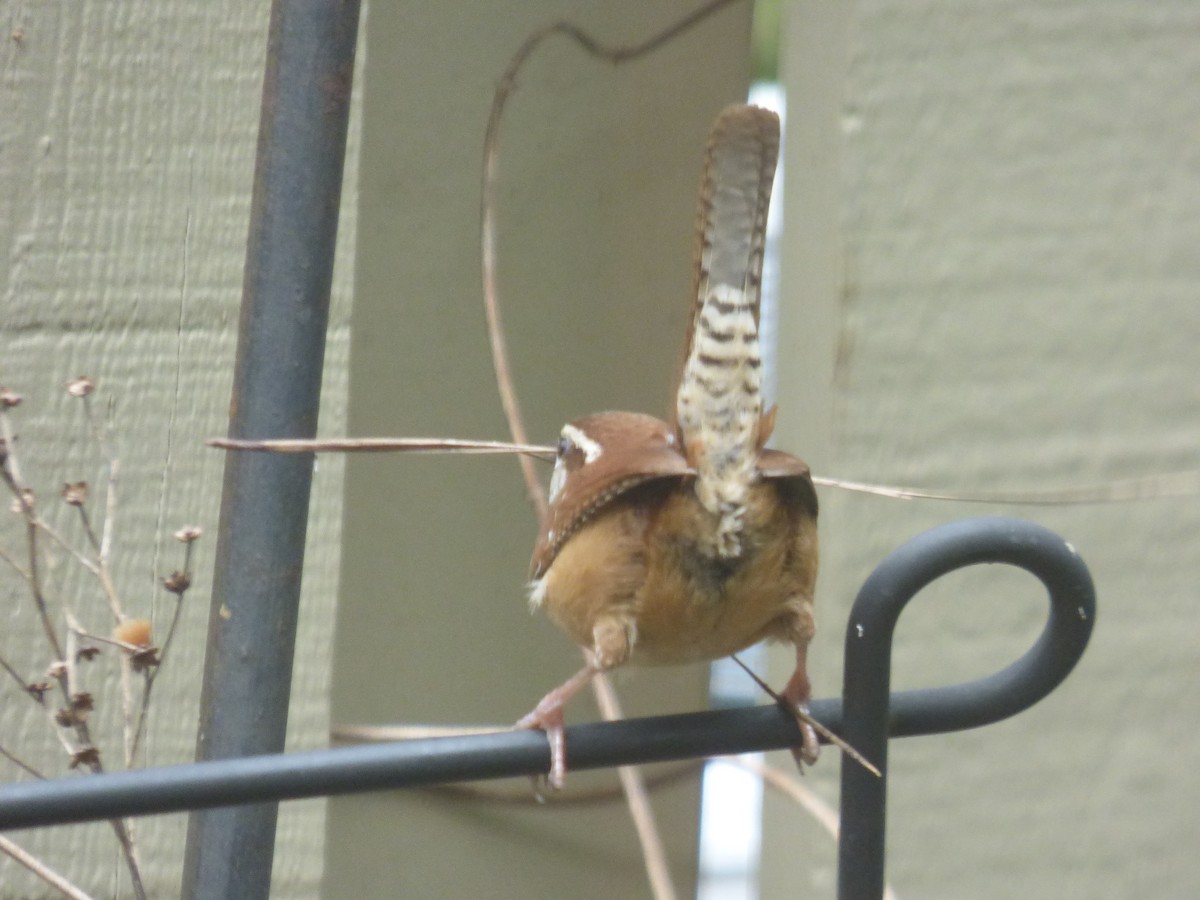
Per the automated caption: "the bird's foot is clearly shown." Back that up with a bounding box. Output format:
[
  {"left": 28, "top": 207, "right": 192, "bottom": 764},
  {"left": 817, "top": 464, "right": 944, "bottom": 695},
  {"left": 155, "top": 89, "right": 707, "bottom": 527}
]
[
  {"left": 780, "top": 662, "right": 820, "bottom": 768},
  {"left": 789, "top": 704, "right": 821, "bottom": 769},
  {"left": 516, "top": 701, "right": 568, "bottom": 790},
  {"left": 515, "top": 664, "right": 598, "bottom": 790}
]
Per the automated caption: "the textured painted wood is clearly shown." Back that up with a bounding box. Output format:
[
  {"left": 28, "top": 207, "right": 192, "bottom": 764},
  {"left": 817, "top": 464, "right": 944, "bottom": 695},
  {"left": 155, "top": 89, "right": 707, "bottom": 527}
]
[
  {"left": 0, "top": 2, "right": 358, "bottom": 896},
  {"left": 763, "top": 1, "right": 1200, "bottom": 897}
]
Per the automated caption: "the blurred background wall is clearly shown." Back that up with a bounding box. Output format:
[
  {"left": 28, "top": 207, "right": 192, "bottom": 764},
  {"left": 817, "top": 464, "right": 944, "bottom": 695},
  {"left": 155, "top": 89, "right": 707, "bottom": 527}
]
[{"left": 764, "top": 3, "right": 1200, "bottom": 897}]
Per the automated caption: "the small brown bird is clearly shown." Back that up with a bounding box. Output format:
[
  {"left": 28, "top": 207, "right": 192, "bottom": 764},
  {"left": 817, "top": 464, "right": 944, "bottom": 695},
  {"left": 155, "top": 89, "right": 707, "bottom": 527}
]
[{"left": 519, "top": 105, "right": 819, "bottom": 788}]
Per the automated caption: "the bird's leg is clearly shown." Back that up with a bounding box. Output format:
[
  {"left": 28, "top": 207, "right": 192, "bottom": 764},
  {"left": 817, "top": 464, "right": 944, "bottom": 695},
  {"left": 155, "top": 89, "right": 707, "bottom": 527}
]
[
  {"left": 781, "top": 638, "right": 820, "bottom": 767},
  {"left": 515, "top": 662, "right": 599, "bottom": 789}
]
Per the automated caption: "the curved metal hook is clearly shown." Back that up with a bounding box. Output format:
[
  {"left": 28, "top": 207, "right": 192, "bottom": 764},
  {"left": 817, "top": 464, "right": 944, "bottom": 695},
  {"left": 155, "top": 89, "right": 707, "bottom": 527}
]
[{"left": 837, "top": 516, "right": 1096, "bottom": 899}]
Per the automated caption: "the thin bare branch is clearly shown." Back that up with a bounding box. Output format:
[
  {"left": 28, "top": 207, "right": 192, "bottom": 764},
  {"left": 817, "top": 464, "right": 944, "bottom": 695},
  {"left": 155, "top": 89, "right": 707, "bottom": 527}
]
[
  {"left": 0, "top": 543, "right": 30, "bottom": 581},
  {"left": 4, "top": 389, "right": 145, "bottom": 897},
  {"left": 73, "top": 503, "right": 102, "bottom": 556},
  {"left": 205, "top": 433, "right": 1199, "bottom": 506},
  {"left": 592, "top": 672, "right": 678, "bottom": 900},
  {"left": 100, "top": 456, "right": 119, "bottom": 566},
  {"left": 207, "top": 436, "right": 555, "bottom": 459},
  {"left": 63, "top": 617, "right": 81, "bottom": 713},
  {"left": 32, "top": 517, "right": 101, "bottom": 577},
  {"left": 0, "top": 835, "right": 96, "bottom": 900},
  {"left": 106, "top": 818, "right": 145, "bottom": 900},
  {"left": 730, "top": 655, "right": 880, "bottom": 777},
  {"left": 76, "top": 392, "right": 119, "bottom": 566},
  {"left": 63, "top": 610, "right": 141, "bottom": 770},
  {"left": 0, "top": 407, "right": 23, "bottom": 483},
  {"left": 1, "top": 459, "right": 64, "bottom": 660},
  {"left": 814, "top": 469, "right": 1200, "bottom": 504},
  {"left": 0, "top": 742, "right": 45, "bottom": 779},
  {"left": 129, "top": 572, "right": 191, "bottom": 762},
  {"left": 480, "top": 0, "right": 746, "bottom": 528},
  {"left": 0, "top": 653, "right": 32, "bottom": 694}
]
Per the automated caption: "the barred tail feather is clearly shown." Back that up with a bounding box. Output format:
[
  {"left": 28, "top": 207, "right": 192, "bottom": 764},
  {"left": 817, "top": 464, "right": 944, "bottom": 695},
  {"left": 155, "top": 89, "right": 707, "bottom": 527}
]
[{"left": 676, "top": 105, "right": 780, "bottom": 557}]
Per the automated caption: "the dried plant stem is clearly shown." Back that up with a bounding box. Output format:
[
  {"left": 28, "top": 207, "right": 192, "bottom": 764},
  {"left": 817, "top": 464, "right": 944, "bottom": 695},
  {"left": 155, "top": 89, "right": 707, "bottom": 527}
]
[
  {"left": 1, "top": 404, "right": 146, "bottom": 900},
  {"left": 591, "top": 672, "right": 678, "bottom": 900},
  {"left": 66, "top": 396, "right": 144, "bottom": 774},
  {"left": 78, "top": 394, "right": 118, "bottom": 564},
  {"left": 814, "top": 469, "right": 1200, "bottom": 504},
  {"left": 0, "top": 835, "right": 96, "bottom": 900},
  {"left": 0, "top": 742, "right": 45, "bottom": 779},
  {"left": 72, "top": 507, "right": 123, "bottom": 621},
  {"left": 0, "top": 407, "right": 23, "bottom": 482},
  {"left": 0, "top": 543, "right": 30, "bottom": 580},
  {"left": 65, "top": 611, "right": 136, "bottom": 768},
  {"left": 64, "top": 618, "right": 80, "bottom": 707},
  {"left": 207, "top": 436, "right": 555, "bottom": 458},
  {"left": 730, "top": 655, "right": 881, "bottom": 777},
  {"left": 480, "top": 0, "right": 745, "bottom": 528},
  {"left": 128, "top": 540, "right": 195, "bottom": 762},
  {"left": 206, "top": 443, "right": 1200, "bottom": 505},
  {"left": 56, "top": 626, "right": 144, "bottom": 897},
  {"left": 107, "top": 819, "right": 145, "bottom": 900},
  {"left": 29, "top": 516, "right": 94, "bottom": 571},
  {"left": 0, "top": 652, "right": 31, "bottom": 693},
  {"left": 72, "top": 403, "right": 140, "bottom": 768},
  {"left": 0, "top": 465, "right": 65, "bottom": 661}
]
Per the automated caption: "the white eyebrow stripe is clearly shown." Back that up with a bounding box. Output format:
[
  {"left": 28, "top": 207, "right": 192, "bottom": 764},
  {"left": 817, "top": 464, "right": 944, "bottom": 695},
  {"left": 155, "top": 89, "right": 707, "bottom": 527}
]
[{"left": 561, "top": 423, "right": 603, "bottom": 463}]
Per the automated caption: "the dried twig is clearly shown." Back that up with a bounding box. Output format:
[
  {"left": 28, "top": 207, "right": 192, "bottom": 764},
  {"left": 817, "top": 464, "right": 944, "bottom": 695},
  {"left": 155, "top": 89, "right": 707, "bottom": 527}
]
[
  {"left": 0, "top": 835, "right": 96, "bottom": 900},
  {"left": 207, "top": 436, "right": 554, "bottom": 459},
  {"left": 1, "top": 386, "right": 147, "bottom": 899},
  {"left": 591, "top": 672, "right": 678, "bottom": 900},
  {"left": 730, "top": 655, "right": 881, "bottom": 777},
  {"left": 128, "top": 527, "right": 200, "bottom": 763},
  {"left": 66, "top": 497, "right": 123, "bottom": 624},
  {"left": 207, "top": 436, "right": 1200, "bottom": 505},
  {"left": 0, "top": 742, "right": 45, "bottom": 780},
  {"left": 480, "top": 0, "right": 746, "bottom": 527},
  {"left": 814, "top": 470, "right": 1200, "bottom": 504},
  {"left": 0, "top": 454, "right": 64, "bottom": 661},
  {"left": 0, "top": 652, "right": 32, "bottom": 694},
  {"left": 0, "top": 542, "right": 30, "bottom": 580}
]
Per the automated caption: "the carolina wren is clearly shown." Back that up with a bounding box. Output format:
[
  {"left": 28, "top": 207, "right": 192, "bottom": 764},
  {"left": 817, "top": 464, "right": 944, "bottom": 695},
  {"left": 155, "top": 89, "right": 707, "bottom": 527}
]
[{"left": 519, "top": 105, "right": 818, "bottom": 788}]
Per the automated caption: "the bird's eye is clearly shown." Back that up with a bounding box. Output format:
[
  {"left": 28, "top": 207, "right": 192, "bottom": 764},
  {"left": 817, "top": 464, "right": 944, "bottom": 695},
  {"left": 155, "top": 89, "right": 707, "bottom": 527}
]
[{"left": 557, "top": 435, "right": 574, "bottom": 457}]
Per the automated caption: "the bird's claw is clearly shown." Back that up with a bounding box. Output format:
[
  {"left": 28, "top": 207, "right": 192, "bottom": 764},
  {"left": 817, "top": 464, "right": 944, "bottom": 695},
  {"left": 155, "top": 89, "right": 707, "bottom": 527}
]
[
  {"left": 516, "top": 704, "right": 568, "bottom": 790},
  {"left": 791, "top": 704, "right": 820, "bottom": 769}
]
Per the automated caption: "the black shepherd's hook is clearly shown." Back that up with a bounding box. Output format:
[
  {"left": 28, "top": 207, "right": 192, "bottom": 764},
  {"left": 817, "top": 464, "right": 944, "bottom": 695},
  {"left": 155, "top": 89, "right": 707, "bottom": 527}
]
[
  {"left": 837, "top": 516, "right": 1096, "bottom": 899},
  {"left": 0, "top": 516, "right": 1094, "bottom": 900}
]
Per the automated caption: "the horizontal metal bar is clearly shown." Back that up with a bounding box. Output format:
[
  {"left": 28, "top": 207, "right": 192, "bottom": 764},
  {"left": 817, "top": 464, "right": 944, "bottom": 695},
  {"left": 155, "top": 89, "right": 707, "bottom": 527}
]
[
  {"left": 1, "top": 515, "right": 1094, "bottom": 847},
  {"left": 0, "top": 704, "right": 820, "bottom": 831}
]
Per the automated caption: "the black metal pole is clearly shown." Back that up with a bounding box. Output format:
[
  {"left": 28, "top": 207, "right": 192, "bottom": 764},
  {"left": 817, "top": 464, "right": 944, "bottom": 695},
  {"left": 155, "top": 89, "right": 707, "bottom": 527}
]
[
  {"left": 181, "top": 2, "right": 361, "bottom": 898},
  {"left": 837, "top": 516, "right": 1096, "bottom": 900},
  {"left": 0, "top": 706, "right": 818, "bottom": 831}
]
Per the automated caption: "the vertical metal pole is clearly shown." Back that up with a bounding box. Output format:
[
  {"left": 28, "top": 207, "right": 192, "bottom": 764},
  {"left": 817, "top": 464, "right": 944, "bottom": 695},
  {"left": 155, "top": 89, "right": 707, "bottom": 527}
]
[{"left": 182, "top": 2, "right": 361, "bottom": 897}]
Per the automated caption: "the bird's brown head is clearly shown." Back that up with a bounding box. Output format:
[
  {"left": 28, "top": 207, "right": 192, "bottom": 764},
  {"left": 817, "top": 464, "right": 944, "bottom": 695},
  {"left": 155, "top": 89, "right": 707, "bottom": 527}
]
[{"left": 530, "top": 411, "right": 692, "bottom": 578}]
